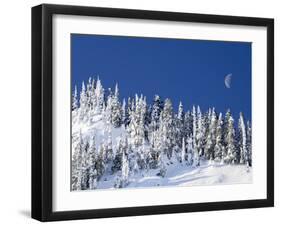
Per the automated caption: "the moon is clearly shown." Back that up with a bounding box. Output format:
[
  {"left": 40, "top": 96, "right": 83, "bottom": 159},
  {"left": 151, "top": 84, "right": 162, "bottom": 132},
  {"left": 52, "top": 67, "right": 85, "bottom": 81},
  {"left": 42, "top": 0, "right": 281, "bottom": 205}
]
[{"left": 224, "top": 73, "right": 232, "bottom": 88}]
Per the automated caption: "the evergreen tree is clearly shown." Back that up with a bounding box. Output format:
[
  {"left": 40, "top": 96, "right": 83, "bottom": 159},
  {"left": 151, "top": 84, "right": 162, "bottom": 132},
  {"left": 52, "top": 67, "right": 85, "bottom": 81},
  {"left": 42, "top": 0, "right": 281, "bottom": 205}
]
[
  {"left": 174, "top": 102, "right": 184, "bottom": 149},
  {"left": 177, "top": 101, "right": 184, "bottom": 121},
  {"left": 122, "top": 98, "right": 127, "bottom": 126},
  {"left": 181, "top": 137, "right": 186, "bottom": 163},
  {"left": 205, "top": 108, "right": 217, "bottom": 160},
  {"left": 196, "top": 106, "right": 204, "bottom": 157},
  {"left": 110, "top": 83, "right": 122, "bottom": 127},
  {"left": 238, "top": 112, "right": 247, "bottom": 164},
  {"left": 88, "top": 136, "right": 98, "bottom": 189},
  {"left": 192, "top": 106, "right": 200, "bottom": 166},
  {"left": 79, "top": 81, "right": 87, "bottom": 120},
  {"left": 186, "top": 136, "right": 193, "bottom": 165},
  {"left": 224, "top": 110, "right": 236, "bottom": 163},
  {"left": 121, "top": 148, "right": 129, "bottom": 187},
  {"left": 246, "top": 121, "right": 252, "bottom": 167},
  {"left": 150, "top": 95, "right": 164, "bottom": 131},
  {"left": 214, "top": 113, "right": 223, "bottom": 161},
  {"left": 95, "top": 141, "right": 106, "bottom": 179},
  {"left": 72, "top": 85, "right": 78, "bottom": 111},
  {"left": 95, "top": 77, "right": 104, "bottom": 113},
  {"left": 161, "top": 98, "right": 174, "bottom": 159},
  {"left": 183, "top": 110, "right": 193, "bottom": 138}
]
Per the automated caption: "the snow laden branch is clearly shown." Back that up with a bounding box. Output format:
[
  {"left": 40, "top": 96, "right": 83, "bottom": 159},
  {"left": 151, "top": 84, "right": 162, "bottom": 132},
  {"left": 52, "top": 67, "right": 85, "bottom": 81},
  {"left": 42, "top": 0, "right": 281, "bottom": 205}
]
[{"left": 71, "top": 77, "right": 252, "bottom": 191}]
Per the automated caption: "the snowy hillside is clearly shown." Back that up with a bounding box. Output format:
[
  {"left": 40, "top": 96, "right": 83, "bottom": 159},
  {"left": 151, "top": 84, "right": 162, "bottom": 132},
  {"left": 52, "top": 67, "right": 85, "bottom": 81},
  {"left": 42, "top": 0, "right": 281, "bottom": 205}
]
[{"left": 71, "top": 77, "right": 252, "bottom": 191}]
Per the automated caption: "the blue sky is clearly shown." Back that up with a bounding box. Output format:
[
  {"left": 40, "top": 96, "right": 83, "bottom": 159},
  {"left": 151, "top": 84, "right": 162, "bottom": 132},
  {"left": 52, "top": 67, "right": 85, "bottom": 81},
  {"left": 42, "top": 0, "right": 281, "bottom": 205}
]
[{"left": 71, "top": 34, "right": 251, "bottom": 121}]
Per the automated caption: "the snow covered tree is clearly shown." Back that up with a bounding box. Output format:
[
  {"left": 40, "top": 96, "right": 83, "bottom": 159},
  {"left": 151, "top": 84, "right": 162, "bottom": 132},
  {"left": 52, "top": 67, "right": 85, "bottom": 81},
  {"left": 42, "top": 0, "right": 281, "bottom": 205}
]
[
  {"left": 181, "top": 137, "right": 186, "bottom": 163},
  {"left": 238, "top": 112, "right": 247, "bottom": 164},
  {"left": 158, "top": 153, "right": 167, "bottom": 177},
  {"left": 196, "top": 106, "right": 204, "bottom": 158},
  {"left": 87, "top": 136, "right": 98, "bottom": 189},
  {"left": 89, "top": 168, "right": 98, "bottom": 190},
  {"left": 148, "top": 130, "right": 162, "bottom": 169},
  {"left": 186, "top": 135, "right": 193, "bottom": 165},
  {"left": 95, "top": 142, "right": 106, "bottom": 179},
  {"left": 205, "top": 108, "right": 217, "bottom": 160},
  {"left": 246, "top": 121, "right": 252, "bottom": 167},
  {"left": 112, "top": 140, "right": 122, "bottom": 173},
  {"left": 191, "top": 106, "right": 200, "bottom": 166},
  {"left": 105, "top": 126, "right": 114, "bottom": 162},
  {"left": 79, "top": 81, "right": 88, "bottom": 121},
  {"left": 177, "top": 101, "right": 184, "bottom": 121},
  {"left": 72, "top": 85, "right": 78, "bottom": 111},
  {"left": 224, "top": 110, "right": 236, "bottom": 164},
  {"left": 127, "top": 94, "right": 146, "bottom": 147},
  {"left": 110, "top": 84, "right": 122, "bottom": 127},
  {"left": 121, "top": 148, "right": 129, "bottom": 187},
  {"left": 214, "top": 113, "right": 223, "bottom": 161},
  {"left": 95, "top": 77, "right": 104, "bottom": 113},
  {"left": 161, "top": 98, "right": 175, "bottom": 159},
  {"left": 122, "top": 98, "right": 127, "bottom": 126},
  {"left": 150, "top": 95, "right": 164, "bottom": 132},
  {"left": 174, "top": 102, "right": 185, "bottom": 149},
  {"left": 183, "top": 110, "right": 193, "bottom": 138}
]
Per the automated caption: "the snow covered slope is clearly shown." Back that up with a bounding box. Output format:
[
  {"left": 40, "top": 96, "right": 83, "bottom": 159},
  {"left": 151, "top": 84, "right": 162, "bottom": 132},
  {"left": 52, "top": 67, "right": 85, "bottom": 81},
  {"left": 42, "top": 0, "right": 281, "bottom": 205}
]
[{"left": 72, "top": 111, "right": 252, "bottom": 190}]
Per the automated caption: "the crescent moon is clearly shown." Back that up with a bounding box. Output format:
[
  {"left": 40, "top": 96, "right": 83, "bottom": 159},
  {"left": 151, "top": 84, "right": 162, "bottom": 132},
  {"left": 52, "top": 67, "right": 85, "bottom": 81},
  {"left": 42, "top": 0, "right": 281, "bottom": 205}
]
[{"left": 225, "top": 73, "right": 232, "bottom": 88}]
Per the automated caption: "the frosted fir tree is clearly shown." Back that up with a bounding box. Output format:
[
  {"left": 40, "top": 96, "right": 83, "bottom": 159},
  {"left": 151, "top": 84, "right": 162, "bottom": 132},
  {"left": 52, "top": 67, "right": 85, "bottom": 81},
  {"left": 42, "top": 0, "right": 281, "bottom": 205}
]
[
  {"left": 112, "top": 139, "right": 123, "bottom": 173},
  {"left": 246, "top": 121, "right": 252, "bottom": 167},
  {"left": 121, "top": 149, "right": 129, "bottom": 187},
  {"left": 136, "top": 138, "right": 148, "bottom": 170},
  {"left": 105, "top": 126, "right": 113, "bottom": 162},
  {"left": 201, "top": 109, "right": 211, "bottom": 156},
  {"left": 238, "top": 112, "right": 247, "bottom": 164},
  {"left": 122, "top": 98, "right": 127, "bottom": 126},
  {"left": 150, "top": 95, "right": 164, "bottom": 131},
  {"left": 161, "top": 98, "right": 175, "bottom": 159},
  {"left": 128, "top": 94, "right": 147, "bottom": 147},
  {"left": 87, "top": 136, "right": 98, "bottom": 190},
  {"left": 183, "top": 110, "right": 193, "bottom": 138},
  {"left": 110, "top": 84, "right": 122, "bottom": 127},
  {"left": 149, "top": 130, "right": 162, "bottom": 169},
  {"left": 95, "top": 142, "right": 106, "bottom": 179},
  {"left": 214, "top": 113, "right": 223, "bottom": 161},
  {"left": 71, "top": 130, "right": 86, "bottom": 190},
  {"left": 196, "top": 106, "right": 204, "bottom": 157},
  {"left": 90, "top": 77, "right": 97, "bottom": 108},
  {"left": 192, "top": 106, "right": 200, "bottom": 166},
  {"left": 89, "top": 168, "right": 98, "bottom": 190},
  {"left": 158, "top": 152, "right": 167, "bottom": 178},
  {"left": 181, "top": 137, "right": 186, "bottom": 163},
  {"left": 72, "top": 85, "right": 78, "bottom": 111},
  {"left": 79, "top": 81, "right": 88, "bottom": 121},
  {"left": 80, "top": 140, "right": 90, "bottom": 190},
  {"left": 186, "top": 135, "right": 193, "bottom": 165},
  {"left": 224, "top": 110, "right": 236, "bottom": 164},
  {"left": 95, "top": 77, "right": 104, "bottom": 113},
  {"left": 139, "top": 96, "right": 148, "bottom": 141},
  {"left": 174, "top": 102, "right": 185, "bottom": 148},
  {"left": 205, "top": 108, "right": 217, "bottom": 160},
  {"left": 86, "top": 77, "right": 93, "bottom": 110},
  {"left": 177, "top": 101, "right": 184, "bottom": 121}
]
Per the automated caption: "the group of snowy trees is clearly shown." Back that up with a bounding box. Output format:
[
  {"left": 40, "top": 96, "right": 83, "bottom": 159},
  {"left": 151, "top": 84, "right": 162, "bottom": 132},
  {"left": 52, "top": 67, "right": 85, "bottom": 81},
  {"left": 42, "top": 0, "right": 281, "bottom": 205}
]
[{"left": 71, "top": 77, "right": 252, "bottom": 190}]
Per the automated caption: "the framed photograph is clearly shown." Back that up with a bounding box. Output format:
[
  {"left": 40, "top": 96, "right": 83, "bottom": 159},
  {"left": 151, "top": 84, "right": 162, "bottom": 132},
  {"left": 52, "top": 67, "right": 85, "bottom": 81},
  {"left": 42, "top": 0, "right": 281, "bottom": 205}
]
[{"left": 32, "top": 4, "right": 274, "bottom": 221}]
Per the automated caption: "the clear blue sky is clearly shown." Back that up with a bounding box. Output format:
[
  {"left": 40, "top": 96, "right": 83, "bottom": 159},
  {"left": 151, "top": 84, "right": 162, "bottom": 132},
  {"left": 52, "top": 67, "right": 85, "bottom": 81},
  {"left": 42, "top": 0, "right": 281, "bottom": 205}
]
[{"left": 71, "top": 34, "right": 251, "bottom": 121}]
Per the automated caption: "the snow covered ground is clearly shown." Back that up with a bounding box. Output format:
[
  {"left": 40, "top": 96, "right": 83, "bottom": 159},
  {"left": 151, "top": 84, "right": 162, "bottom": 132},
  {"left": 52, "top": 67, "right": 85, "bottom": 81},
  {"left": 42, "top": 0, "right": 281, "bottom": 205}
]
[{"left": 91, "top": 161, "right": 252, "bottom": 190}]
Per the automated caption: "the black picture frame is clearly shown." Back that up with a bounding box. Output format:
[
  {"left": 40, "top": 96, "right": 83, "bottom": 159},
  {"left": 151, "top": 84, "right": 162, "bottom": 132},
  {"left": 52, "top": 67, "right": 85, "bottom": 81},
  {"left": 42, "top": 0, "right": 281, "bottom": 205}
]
[{"left": 32, "top": 3, "right": 274, "bottom": 222}]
